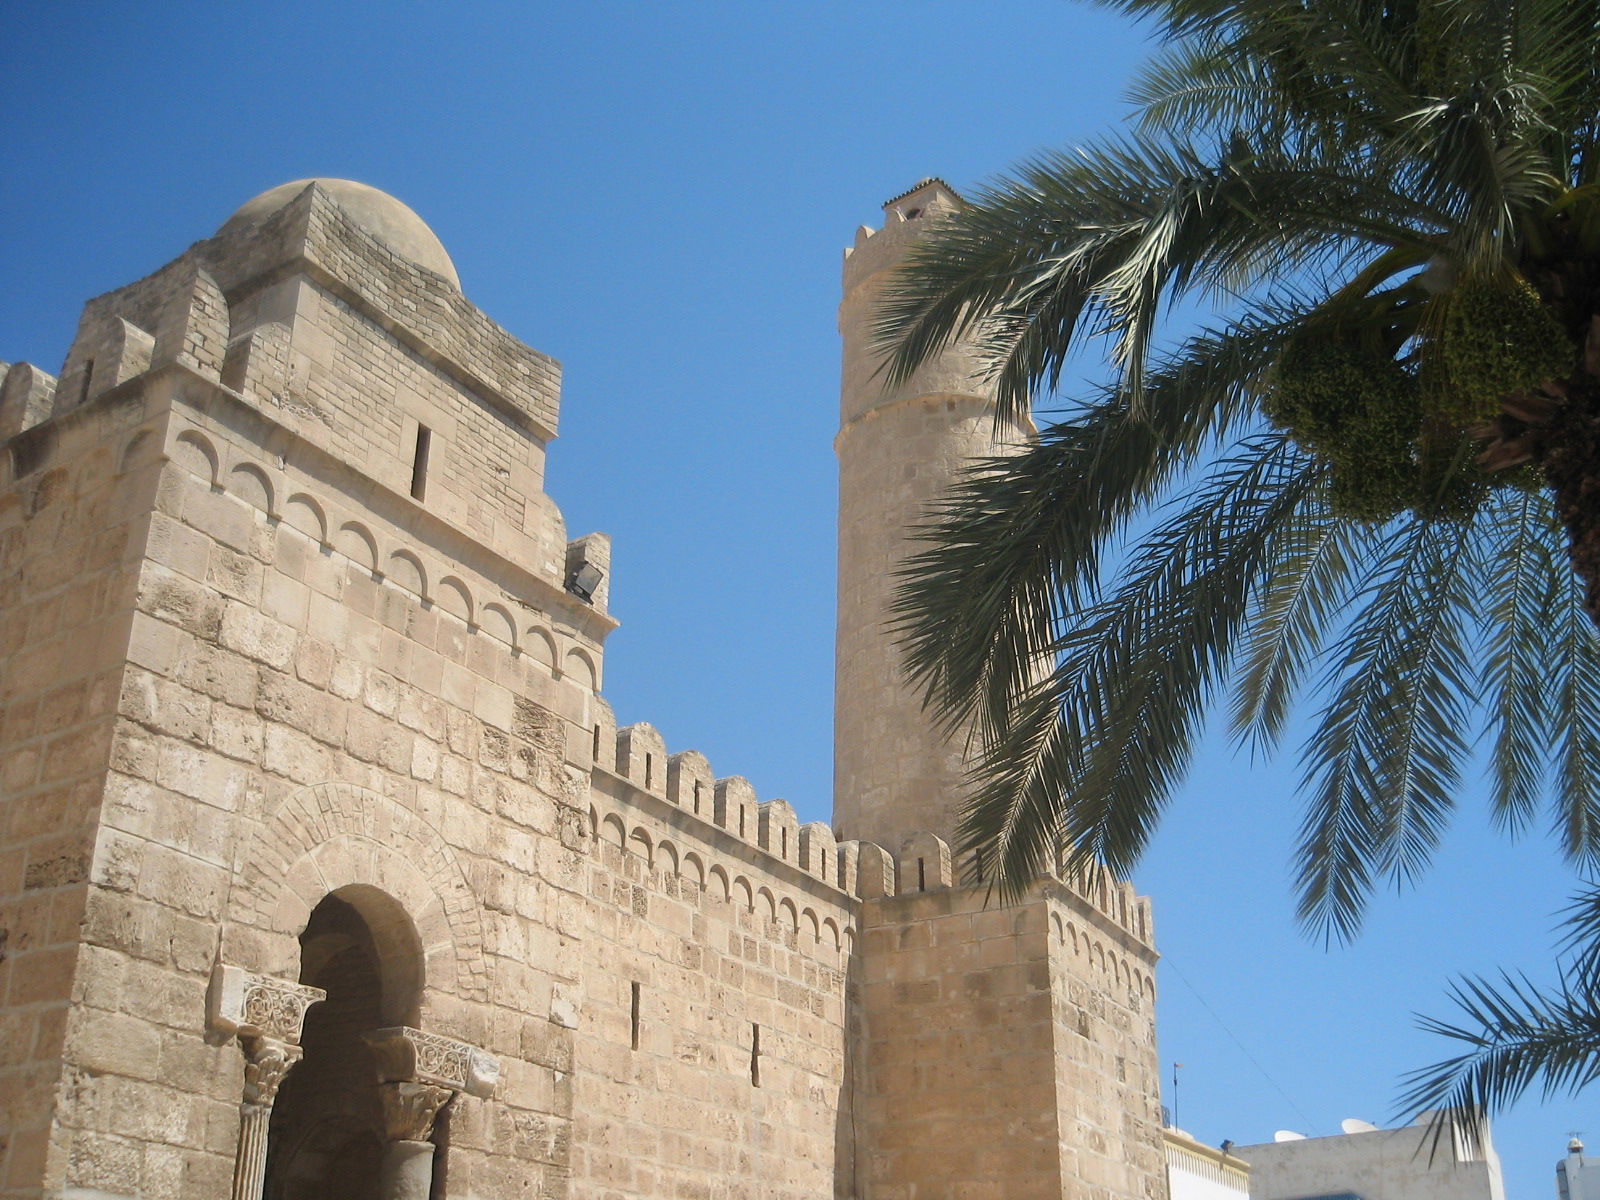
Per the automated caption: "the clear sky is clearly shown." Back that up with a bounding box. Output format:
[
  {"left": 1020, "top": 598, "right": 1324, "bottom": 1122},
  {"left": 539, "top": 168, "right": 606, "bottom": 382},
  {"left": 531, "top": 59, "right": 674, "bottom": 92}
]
[{"left": 0, "top": 3, "right": 1587, "bottom": 1196}]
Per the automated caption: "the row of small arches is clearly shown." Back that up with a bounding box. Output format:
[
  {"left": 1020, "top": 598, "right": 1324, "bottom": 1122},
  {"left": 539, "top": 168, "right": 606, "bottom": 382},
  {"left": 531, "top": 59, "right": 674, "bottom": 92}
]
[
  {"left": 169, "top": 425, "right": 601, "bottom": 690},
  {"left": 1052, "top": 912, "right": 1156, "bottom": 1001},
  {"left": 1057, "top": 856, "right": 1152, "bottom": 943},
  {"left": 591, "top": 807, "right": 854, "bottom": 959}
]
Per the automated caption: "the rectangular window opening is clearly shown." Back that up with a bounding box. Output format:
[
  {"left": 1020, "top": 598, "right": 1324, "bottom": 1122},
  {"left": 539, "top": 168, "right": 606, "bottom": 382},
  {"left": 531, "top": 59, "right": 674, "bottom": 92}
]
[
  {"left": 410, "top": 425, "right": 432, "bottom": 501},
  {"left": 781, "top": 829, "right": 788, "bottom": 859},
  {"left": 692, "top": 780, "right": 702, "bottom": 814},
  {"left": 78, "top": 359, "right": 95, "bottom": 408},
  {"left": 918, "top": 857, "right": 927, "bottom": 891},
  {"left": 739, "top": 809, "right": 747, "bottom": 838},
  {"left": 750, "top": 1022, "right": 761, "bottom": 1087},
  {"left": 630, "top": 981, "right": 641, "bottom": 1051},
  {"left": 592, "top": 724, "right": 602, "bottom": 760},
  {"left": 644, "top": 753, "right": 654, "bottom": 790}
]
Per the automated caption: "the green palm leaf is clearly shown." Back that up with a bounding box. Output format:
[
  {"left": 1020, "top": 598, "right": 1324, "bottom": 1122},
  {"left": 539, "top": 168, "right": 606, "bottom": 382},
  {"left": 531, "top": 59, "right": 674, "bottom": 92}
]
[
  {"left": 1401, "top": 970, "right": 1600, "bottom": 1120},
  {"left": 878, "top": 0, "right": 1600, "bottom": 1121},
  {"left": 1298, "top": 515, "right": 1477, "bottom": 940}
]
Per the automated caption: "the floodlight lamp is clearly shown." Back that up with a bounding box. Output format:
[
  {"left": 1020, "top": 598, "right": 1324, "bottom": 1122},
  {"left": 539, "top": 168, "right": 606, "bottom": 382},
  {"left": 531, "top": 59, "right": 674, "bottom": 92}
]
[{"left": 567, "top": 561, "right": 604, "bottom": 603}]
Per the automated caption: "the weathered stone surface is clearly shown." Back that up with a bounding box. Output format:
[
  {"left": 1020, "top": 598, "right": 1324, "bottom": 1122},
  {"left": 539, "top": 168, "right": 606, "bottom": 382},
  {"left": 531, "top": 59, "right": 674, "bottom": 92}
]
[{"left": 0, "top": 180, "right": 1163, "bottom": 1200}]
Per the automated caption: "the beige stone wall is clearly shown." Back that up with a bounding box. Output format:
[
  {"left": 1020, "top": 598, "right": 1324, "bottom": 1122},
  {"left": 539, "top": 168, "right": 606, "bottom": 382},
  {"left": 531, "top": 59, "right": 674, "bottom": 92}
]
[
  {"left": 223, "top": 275, "right": 548, "bottom": 555},
  {"left": 0, "top": 382, "right": 165, "bottom": 1197},
  {"left": 858, "top": 888, "right": 1065, "bottom": 1199},
  {"left": 834, "top": 390, "right": 1002, "bottom": 853},
  {"left": 0, "top": 179, "right": 1171, "bottom": 1200},
  {"left": 1045, "top": 883, "right": 1165, "bottom": 1200},
  {"left": 0, "top": 189, "right": 871, "bottom": 1199},
  {"left": 56, "top": 181, "right": 570, "bottom": 592},
  {"left": 571, "top": 784, "right": 856, "bottom": 1199},
  {"left": 857, "top": 876, "right": 1162, "bottom": 1200},
  {"left": 24, "top": 365, "right": 588, "bottom": 1199}
]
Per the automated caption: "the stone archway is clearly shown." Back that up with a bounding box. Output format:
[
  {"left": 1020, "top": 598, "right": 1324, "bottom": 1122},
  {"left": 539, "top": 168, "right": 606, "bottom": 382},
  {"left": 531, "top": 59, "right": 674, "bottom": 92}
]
[
  {"left": 210, "top": 787, "right": 502, "bottom": 1200},
  {"left": 232, "top": 783, "right": 488, "bottom": 1009},
  {"left": 263, "top": 889, "right": 419, "bottom": 1200}
]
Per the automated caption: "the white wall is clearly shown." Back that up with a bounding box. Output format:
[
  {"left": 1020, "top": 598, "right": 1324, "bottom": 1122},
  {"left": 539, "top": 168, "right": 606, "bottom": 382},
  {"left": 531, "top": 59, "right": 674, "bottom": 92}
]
[{"left": 1236, "top": 1121, "right": 1505, "bottom": 1200}]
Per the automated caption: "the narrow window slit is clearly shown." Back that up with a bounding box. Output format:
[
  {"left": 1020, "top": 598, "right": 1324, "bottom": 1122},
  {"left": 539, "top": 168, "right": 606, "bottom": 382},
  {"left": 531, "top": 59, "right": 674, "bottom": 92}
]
[
  {"left": 692, "top": 780, "right": 702, "bottom": 814},
  {"left": 630, "top": 981, "right": 641, "bottom": 1051},
  {"left": 410, "top": 425, "right": 432, "bottom": 500},
  {"left": 592, "top": 724, "right": 601, "bottom": 760},
  {"left": 918, "top": 857, "right": 926, "bottom": 891},
  {"left": 750, "top": 1022, "right": 761, "bottom": 1086},
  {"left": 644, "top": 753, "right": 653, "bottom": 790},
  {"left": 78, "top": 359, "right": 95, "bottom": 407}
]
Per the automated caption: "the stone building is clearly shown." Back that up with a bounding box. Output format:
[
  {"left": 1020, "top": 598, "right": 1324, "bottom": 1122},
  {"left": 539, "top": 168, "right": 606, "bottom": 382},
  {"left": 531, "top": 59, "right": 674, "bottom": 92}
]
[
  {"left": 0, "top": 178, "right": 1164, "bottom": 1199},
  {"left": 1234, "top": 1119, "right": 1506, "bottom": 1200}
]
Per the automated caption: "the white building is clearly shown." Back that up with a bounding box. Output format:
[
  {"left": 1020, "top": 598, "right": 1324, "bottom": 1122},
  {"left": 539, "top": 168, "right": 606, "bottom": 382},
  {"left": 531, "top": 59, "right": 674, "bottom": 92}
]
[
  {"left": 1165, "top": 1127, "right": 1250, "bottom": 1200},
  {"left": 1559, "top": 1136, "right": 1600, "bottom": 1200},
  {"left": 1235, "top": 1117, "right": 1506, "bottom": 1200}
]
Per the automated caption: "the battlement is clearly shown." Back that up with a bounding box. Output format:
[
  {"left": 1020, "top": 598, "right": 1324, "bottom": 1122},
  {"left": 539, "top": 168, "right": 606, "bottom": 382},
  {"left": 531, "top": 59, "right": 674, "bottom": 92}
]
[
  {"left": 841, "top": 177, "right": 963, "bottom": 293},
  {"left": 581, "top": 710, "right": 1153, "bottom": 945},
  {"left": 3, "top": 180, "right": 588, "bottom": 607}
]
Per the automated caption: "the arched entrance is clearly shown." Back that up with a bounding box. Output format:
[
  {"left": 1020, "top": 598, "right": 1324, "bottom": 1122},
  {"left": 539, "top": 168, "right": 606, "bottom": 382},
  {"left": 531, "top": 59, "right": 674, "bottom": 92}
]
[{"left": 264, "top": 887, "right": 425, "bottom": 1200}]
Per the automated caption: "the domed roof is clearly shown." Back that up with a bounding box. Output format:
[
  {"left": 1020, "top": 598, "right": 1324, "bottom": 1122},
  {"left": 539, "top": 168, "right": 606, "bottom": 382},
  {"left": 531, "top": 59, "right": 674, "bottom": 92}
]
[{"left": 219, "top": 179, "right": 460, "bottom": 287}]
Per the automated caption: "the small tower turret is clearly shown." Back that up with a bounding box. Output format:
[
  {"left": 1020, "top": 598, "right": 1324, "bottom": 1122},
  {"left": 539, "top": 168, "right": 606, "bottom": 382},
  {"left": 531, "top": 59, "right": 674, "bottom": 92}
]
[{"left": 832, "top": 179, "right": 1031, "bottom": 854}]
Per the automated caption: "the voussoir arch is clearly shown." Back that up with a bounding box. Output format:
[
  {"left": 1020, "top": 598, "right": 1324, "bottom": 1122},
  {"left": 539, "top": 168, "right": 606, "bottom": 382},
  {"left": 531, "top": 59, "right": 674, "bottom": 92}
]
[{"left": 238, "top": 782, "right": 487, "bottom": 1003}]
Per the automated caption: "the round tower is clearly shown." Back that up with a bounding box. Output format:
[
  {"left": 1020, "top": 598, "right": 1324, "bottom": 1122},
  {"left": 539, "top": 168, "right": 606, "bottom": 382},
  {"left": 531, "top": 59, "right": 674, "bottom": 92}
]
[{"left": 833, "top": 179, "right": 1031, "bottom": 855}]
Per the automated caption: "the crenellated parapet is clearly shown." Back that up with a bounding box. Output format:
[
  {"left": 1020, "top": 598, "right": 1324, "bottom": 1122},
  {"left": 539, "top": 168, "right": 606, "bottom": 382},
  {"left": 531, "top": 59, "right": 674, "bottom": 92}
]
[
  {"left": 589, "top": 705, "right": 1155, "bottom": 950},
  {"left": 1054, "top": 858, "right": 1156, "bottom": 948},
  {"left": 840, "top": 177, "right": 964, "bottom": 295},
  {"left": 0, "top": 362, "right": 57, "bottom": 443}
]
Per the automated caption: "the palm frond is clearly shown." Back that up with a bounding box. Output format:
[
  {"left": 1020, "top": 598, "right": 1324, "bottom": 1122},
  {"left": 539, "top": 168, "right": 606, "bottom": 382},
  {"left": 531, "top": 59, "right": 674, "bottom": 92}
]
[
  {"left": 874, "top": 136, "right": 1449, "bottom": 422},
  {"left": 1230, "top": 503, "right": 1372, "bottom": 753},
  {"left": 957, "top": 434, "right": 1321, "bottom": 893},
  {"left": 877, "top": 0, "right": 1600, "bottom": 997},
  {"left": 893, "top": 310, "right": 1303, "bottom": 739},
  {"left": 1473, "top": 488, "right": 1563, "bottom": 833},
  {"left": 1296, "top": 514, "right": 1477, "bottom": 942},
  {"left": 1549, "top": 560, "right": 1600, "bottom": 863},
  {"left": 1400, "top": 970, "right": 1600, "bottom": 1120},
  {"left": 1557, "top": 884, "right": 1600, "bottom": 986}
]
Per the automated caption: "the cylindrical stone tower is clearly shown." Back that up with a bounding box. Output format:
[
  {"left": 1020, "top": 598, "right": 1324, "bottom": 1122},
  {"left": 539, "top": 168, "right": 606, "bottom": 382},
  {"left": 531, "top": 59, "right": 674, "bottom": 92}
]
[{"left": 833, "top": 179, "right": 1031, "bottom": 854}]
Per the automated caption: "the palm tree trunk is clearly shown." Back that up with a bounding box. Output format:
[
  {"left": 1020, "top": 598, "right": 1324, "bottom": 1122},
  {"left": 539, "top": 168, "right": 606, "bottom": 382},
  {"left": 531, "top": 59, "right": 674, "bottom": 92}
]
[{"left": 1537, "top": 378, "right": 1600, "bottom": 629}]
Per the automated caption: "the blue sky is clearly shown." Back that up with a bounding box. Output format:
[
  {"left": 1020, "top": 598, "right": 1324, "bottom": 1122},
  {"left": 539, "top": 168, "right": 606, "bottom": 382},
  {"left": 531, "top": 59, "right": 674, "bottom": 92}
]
[{"left": 0, "top": 2, "right": 1588, "bottom": 1195}]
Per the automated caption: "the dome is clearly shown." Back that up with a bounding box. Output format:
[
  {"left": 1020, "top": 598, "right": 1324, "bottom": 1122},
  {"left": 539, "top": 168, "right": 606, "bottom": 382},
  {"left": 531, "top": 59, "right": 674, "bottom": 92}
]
[{"left": 219, "top": 179, "right": 459, "bottom": 288}]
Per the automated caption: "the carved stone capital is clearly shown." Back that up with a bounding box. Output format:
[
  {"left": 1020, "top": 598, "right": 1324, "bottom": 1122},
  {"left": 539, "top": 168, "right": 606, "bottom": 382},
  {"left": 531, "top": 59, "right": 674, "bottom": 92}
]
[
  {"left": 209, "top": 963, "right": 325, "bottom": 1043},
  {"left": 363, "top": 1026, "right": 499, "bottom": 1099},
  {"left": 241, "top": 1036, "right": 302, "bottom": 1106},
  {"left": 377, "top": 1081, "right": 454, "bottom": 1142}
]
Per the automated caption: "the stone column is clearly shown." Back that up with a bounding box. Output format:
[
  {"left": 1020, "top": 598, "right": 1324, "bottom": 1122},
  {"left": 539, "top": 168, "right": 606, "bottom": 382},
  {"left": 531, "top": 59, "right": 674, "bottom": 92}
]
[
  {"left": 207, "top": 965, "right": 325, "bottom": 1200},
  {"left": 364, "top": 1026, "right": 500, "bottom": 1200},
  {"left": 233, "top": 1038, "right": 300, "bottom": 1200},
  {"left": 377, "top": 1081, "right": 454, "bottom": 1200}
]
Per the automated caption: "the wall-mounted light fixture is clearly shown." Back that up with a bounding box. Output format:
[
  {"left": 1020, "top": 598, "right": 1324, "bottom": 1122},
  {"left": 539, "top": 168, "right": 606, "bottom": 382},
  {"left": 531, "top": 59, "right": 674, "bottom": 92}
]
[{"left": 566, "top": 560, "right": 604, "bottom": 603}]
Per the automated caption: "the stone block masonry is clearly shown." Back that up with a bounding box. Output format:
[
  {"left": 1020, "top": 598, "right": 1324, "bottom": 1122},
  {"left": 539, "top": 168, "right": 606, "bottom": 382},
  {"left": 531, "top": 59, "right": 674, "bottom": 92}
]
[{"left": 0, "top": 179, "right": 1166, "bottom": 1200}]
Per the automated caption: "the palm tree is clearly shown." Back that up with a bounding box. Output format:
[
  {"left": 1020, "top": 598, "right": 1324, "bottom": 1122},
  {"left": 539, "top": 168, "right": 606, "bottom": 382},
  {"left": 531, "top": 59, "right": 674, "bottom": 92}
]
[
  {"left": 878, "top": 0, "right": 1600, "bottom": 1117},
  {"left": 1399, "top": 886, "right": 1600, "bottom": 1124}
]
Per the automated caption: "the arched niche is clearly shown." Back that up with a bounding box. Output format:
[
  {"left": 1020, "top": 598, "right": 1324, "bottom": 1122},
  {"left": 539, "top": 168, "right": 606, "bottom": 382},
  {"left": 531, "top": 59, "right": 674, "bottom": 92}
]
[{"left": 265, "top": 887, "right": 426, "bottom": 1200}]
